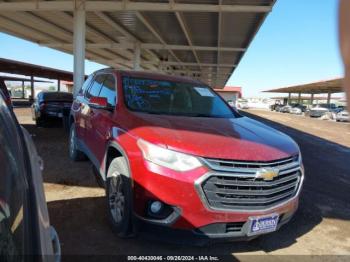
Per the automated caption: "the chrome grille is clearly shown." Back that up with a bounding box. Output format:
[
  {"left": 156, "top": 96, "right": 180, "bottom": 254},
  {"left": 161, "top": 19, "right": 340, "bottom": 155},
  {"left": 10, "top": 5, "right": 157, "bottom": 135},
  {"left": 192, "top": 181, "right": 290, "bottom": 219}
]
[{"left": 199, "top": 156, "right": 302, "bottom": 211}]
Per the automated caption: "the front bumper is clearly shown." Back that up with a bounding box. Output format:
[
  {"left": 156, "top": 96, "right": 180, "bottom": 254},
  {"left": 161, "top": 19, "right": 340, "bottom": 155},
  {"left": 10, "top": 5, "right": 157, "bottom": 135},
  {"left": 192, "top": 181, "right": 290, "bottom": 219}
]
[{"left": 131, "top": 158, "right": 303, "bottom": 239}]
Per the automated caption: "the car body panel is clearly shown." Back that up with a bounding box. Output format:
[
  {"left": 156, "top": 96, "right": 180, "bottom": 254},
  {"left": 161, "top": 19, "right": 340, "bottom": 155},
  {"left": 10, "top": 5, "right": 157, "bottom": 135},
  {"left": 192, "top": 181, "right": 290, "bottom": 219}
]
[
  {"left": 0, "top": 95, "right": 59, "bottom": 259},
  {"left": 0, "top": 79, "right": 12, "bottom": 108}
]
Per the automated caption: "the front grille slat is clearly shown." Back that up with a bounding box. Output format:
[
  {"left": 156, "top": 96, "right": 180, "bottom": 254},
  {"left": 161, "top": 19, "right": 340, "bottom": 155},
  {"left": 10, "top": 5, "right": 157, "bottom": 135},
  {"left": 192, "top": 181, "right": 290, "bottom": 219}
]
[
  {"left": 207, "top": 181, "right": 298, "bottom": 196},
  {"left": 216, "top": 190, "right": 295, "bottom": 205},
  {"left": 209, "top": 173, "right": 299, "bottom": 187},
  {"left": 200, "top": 156, "right": 302, "bottom": 211}
]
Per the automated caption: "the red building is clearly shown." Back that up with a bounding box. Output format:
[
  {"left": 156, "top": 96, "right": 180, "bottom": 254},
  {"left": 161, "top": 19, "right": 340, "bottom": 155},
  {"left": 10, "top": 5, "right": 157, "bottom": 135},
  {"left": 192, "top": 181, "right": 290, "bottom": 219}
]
[{"left": 214, "top": 86, "right": 242, "bottom": 103}]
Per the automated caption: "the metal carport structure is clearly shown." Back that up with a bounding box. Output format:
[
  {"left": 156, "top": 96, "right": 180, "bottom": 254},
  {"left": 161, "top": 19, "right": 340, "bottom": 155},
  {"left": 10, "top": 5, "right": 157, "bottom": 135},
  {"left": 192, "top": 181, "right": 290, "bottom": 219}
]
[
  {"left": 264, "top": 78, "right": 344, "bottom": 105},
  {"left": 0, "top": 57, "right": 76, "bottom": 98},
  {"left": 0, "top": 0, "right": 276, "bottom": 95}
]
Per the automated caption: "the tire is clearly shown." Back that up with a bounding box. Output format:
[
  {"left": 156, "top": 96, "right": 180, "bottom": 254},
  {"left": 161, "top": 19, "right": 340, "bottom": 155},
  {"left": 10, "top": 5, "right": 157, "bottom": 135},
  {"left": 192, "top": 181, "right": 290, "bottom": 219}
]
[
  {"left": 69, "top": 123, "right": 86, "bottom": 161},
  {"left": 106, "top": 157, "right": 134, "bottom": 238},
  {"left": 35, "top": 117, "right": 44, "bottom": 127}
]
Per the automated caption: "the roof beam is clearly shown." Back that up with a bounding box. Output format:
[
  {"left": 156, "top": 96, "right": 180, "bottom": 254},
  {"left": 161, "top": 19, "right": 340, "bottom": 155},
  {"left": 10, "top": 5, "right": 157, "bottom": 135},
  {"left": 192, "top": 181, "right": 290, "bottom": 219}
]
[
  {"left": 57, "top": 12, "right": 140, "bottom": 69},
  {"left": 134, "top": 12, "right": 184, "bottom": 66},
  {"left": 94, "top": 11, "right": 160, "bottom": 63},
  {"left": 0, "top": 2, "right": 272, "bottom": 13},
  {"left": 151, "top": 61, "right": 235, "bottom": 67},
  {"left": 216, "top": 0, "right": 223, "bottom": 86},
  {"left": 170, "top": 0, "right": 201, "bottom": 70},
  {"left": 107, "top": 59, "right": 235, "bottom": 68},
  {"left": 41, "top": 42, "right": 245, "bottom": 52},
  {"left": 0, "top": 15, "right": 124, "bottom": 69}
]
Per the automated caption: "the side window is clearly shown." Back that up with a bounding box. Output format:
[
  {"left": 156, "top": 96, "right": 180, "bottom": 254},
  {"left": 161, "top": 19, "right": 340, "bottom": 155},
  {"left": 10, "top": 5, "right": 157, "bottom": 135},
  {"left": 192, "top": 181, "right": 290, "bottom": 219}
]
[
  {"left": 98, "top": 75, "right": 116, "bottom": 107},
  {"left": 86, "top": 74, "right": 105, "bottom": 100},
  {"left": 79, "top": 74, "right": 94, "bottom": 96}
]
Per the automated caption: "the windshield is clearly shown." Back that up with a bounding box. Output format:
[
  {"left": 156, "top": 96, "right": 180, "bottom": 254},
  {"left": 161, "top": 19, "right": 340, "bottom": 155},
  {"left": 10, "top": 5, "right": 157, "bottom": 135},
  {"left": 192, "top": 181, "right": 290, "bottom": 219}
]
[{"left": 122, "top": 77, "right": 237, "bottom": 118}]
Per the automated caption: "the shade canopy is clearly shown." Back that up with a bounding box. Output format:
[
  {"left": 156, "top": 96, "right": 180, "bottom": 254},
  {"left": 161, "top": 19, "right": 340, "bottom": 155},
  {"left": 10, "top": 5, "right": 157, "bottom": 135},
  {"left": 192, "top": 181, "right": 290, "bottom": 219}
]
[
  {"left": 264, "top": 78, "right": 344, "bottom": 94},
  {"left": 0, "top": 58, "right": 75, "bottom": 81},
  {"left": 0, "top": 0, "right": 276, "bottom": 87}
]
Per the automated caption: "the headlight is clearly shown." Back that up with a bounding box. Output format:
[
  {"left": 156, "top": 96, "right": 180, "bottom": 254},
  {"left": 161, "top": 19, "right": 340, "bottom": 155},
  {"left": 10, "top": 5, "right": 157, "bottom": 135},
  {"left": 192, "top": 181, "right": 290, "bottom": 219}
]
[{"left": 137, "top": 139, "right": 202, "bottom": 172}]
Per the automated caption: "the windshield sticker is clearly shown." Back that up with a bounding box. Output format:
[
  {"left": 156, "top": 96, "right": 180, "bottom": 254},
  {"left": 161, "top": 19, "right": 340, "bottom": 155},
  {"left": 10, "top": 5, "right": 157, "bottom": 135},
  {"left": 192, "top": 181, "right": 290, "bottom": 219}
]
[{"left": 194, "top": 87, "right": 214, "bottom": 97}]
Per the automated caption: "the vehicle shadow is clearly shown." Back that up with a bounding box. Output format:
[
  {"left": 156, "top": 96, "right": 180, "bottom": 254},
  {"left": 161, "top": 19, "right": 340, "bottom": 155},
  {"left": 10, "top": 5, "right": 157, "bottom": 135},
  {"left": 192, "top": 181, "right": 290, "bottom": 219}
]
[{"left": 45, "top": 193, "right": 327, "bottom": 256}]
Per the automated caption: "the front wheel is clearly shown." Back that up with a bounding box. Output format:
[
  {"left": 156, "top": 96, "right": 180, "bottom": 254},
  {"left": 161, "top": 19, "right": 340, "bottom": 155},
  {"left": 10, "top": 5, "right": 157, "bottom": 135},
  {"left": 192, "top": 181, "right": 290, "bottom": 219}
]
[{"left": 106, "top": 157, "right": 134, "bottom": 238}]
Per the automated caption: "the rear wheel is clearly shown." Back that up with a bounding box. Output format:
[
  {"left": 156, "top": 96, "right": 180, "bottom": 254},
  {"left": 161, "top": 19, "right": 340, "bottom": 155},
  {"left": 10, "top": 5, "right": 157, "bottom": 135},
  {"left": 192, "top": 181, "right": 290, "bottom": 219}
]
[
  {"left": 106, "top": 157, "right": 134, "bottom": 238},
  {"left": 69, "top": 123, "right": 85, "bottom": 161}
]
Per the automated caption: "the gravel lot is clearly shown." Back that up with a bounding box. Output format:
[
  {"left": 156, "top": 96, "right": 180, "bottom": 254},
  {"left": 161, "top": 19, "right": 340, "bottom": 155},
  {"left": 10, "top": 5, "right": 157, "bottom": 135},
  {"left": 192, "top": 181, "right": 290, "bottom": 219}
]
[{"left": 14, "top": 107, "right": 350, "bottom": 259}]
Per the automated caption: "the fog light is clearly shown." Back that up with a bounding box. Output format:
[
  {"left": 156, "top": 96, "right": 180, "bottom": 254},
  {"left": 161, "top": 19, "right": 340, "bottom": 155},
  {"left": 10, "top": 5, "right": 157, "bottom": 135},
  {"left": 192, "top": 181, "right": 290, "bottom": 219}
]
[{"left": 150, "top": 201, "right": 163, "bottom": 214}]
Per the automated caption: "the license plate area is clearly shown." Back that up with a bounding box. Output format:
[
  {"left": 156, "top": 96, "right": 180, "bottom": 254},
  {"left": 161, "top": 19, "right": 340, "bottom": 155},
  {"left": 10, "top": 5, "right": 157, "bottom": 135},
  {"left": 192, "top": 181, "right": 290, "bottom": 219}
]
[{"left": 247, "top": 213, "right": 279, "bottom": 236}]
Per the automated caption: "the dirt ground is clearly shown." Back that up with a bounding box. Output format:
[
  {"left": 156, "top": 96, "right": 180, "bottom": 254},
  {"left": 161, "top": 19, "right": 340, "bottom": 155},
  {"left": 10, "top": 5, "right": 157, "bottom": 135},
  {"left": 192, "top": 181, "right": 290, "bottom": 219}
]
[{"left": 14, "top": 107, "right": 350, "bottom": 259}]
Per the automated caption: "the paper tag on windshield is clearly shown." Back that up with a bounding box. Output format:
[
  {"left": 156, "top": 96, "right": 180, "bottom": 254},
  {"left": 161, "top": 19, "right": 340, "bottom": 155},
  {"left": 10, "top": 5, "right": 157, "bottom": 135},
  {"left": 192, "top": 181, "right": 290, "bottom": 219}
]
[{"left": 194, "top": 87, "right": 214, "bottom": 97}]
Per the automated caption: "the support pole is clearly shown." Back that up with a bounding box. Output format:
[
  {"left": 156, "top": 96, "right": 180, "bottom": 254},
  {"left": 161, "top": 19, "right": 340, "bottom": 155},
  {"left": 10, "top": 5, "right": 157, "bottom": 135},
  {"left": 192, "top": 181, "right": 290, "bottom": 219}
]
[
  {"left": 133, "top": 42, "right": 141, "bottom": 70},
  {"left": 298, "top": 92, "right": 301, "bottom": 104},
  {"left": 22, "top": 81, "right": 25, "bottom": 98},
  {"left": 73, "top": 5, "right": 86, "bottom": 97},
  {"left": 30, "top": 75, "right": 34, "bottom": 101},
  {"left": 288, "top": 93, "right": 291, "bottom": 105},
  {"left": 310, "top": 93, "right": 314, "bottom": 106},
  {"left": 327, "top": 92, "right": 331, "bottom": 104},
  {"left": 57, "top": 79, "right": 61, "bottom": 92}
]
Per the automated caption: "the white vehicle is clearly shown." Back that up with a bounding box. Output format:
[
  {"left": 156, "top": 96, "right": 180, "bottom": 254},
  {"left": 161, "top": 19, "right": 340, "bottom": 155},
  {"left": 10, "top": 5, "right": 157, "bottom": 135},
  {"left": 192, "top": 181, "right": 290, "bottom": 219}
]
[
  {"left": 290, "top": 107, "right": 302, "bottom": 115},
  {"left": 237, "top": 99, "right": 249, "bottom": 109},
  {"left": 309, "top": 104, "right": 336, "bottom": 118},
  {"left": 336, "top": 110, "right": 349, "bottom": 122}
]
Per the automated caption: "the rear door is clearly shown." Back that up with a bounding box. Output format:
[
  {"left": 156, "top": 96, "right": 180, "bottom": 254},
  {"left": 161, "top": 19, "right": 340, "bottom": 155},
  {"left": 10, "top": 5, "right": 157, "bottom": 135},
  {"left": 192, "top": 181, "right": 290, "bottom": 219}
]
[
  {"left": 72, "top": 74, "right": 96, "bottom": 142},
  {"left": 84, "top": 74, "right": 106, "bottom": 160},
  {"left": 89, "top": 74, "right": 117, "bottom": 165}
]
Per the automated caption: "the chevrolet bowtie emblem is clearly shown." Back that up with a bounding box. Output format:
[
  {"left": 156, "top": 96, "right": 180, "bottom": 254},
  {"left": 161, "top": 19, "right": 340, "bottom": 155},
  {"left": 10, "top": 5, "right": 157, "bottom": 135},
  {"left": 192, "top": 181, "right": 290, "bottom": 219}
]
[{"left": 255, "top": 168, "right": 279, "bottom": 181}]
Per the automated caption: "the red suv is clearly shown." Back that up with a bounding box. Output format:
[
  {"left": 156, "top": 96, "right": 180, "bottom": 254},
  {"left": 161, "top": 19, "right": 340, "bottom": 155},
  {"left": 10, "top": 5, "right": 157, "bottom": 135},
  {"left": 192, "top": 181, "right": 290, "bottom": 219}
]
[{"left": 69, "top": 69, "right": 304, "bottom": 240}]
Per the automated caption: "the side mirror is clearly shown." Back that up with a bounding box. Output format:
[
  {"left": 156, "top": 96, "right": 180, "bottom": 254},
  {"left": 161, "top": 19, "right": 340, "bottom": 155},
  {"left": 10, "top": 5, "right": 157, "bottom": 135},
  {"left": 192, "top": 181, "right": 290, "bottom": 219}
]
[{"left": 88, "top": 96, "right": 111, "bottom": 110}]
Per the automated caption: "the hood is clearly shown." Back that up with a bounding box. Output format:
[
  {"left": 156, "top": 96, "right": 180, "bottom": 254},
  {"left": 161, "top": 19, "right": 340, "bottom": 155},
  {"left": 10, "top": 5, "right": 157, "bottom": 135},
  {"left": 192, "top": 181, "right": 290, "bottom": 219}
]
[{"left": 127, "top": 113, "right": 299, "bottom": 161}]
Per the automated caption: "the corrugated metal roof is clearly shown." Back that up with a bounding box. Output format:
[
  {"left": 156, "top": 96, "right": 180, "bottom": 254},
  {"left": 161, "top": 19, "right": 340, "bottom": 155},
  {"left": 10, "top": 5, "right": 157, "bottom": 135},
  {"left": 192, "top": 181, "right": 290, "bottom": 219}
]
[{"left": 0, "top": 0, "right": 276, "bottom": 87}]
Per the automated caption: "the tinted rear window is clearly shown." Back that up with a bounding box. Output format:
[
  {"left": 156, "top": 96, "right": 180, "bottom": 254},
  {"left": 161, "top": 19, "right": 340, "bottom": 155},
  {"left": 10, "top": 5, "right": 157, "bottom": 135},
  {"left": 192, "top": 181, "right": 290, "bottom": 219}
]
[{"left": 42, "top": 92, "right": 73, "bottom": 101}]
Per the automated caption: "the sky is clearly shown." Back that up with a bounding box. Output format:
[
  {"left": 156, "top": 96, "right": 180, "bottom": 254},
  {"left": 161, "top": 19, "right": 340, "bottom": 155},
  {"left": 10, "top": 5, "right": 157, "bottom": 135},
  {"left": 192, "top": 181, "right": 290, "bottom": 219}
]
[
  {"left": 0, "top": 0, "right": 344, "bottom": 97},
  {"left": 227, "top": 0, "right": 343, "bottom": 97}
]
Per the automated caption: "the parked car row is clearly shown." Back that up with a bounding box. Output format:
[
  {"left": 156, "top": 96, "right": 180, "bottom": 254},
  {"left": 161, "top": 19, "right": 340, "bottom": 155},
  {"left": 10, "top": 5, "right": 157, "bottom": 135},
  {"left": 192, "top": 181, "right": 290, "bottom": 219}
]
[
  {"left": 270, "top": 102, "right": 349, "bottom": 122},
  {"left": 272, "top": 103, "right": 307, "bottom": 115}
]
